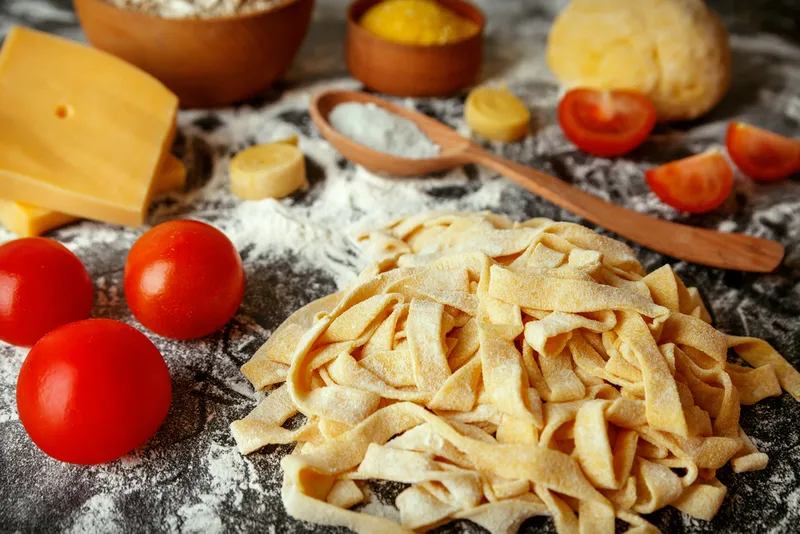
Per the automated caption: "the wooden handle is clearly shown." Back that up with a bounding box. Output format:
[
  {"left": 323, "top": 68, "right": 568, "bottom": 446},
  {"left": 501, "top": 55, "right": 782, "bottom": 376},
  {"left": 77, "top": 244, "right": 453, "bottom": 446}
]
[{"left": 466, "top": 145, "right": 784, "bottom": 273}]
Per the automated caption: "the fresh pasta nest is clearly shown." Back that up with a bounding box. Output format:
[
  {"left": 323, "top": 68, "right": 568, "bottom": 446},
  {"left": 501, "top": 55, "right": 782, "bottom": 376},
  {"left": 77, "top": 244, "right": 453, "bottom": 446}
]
[{"left": 232, "top": 212, "right": 799, "bottom": 534}]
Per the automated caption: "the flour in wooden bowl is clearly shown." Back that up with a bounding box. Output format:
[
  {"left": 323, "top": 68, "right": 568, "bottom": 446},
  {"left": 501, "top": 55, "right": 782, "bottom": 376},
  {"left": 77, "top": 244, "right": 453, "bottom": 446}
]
[{"left": 106, "top": 0, "right": 289, "bottom": 18}]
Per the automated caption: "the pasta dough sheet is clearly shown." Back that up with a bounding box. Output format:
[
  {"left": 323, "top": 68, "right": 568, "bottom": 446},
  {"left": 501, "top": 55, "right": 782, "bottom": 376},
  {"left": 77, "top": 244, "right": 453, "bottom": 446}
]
[{"left": 232, "top": 211, "right": 799, "bottom": 534}]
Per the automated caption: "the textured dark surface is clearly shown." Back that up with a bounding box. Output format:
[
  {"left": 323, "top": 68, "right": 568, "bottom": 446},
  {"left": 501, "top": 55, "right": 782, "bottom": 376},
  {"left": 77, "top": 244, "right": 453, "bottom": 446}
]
[{"left": 0, "top": 1, "right": 799, "bottom": 533}]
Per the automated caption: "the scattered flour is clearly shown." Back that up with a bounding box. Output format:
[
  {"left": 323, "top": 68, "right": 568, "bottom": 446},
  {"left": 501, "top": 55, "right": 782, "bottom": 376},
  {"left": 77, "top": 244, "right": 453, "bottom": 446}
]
[
  {"left": 2, "top": 2, "right": 800, "bottom": 533},
  {"left": 7, "top": 0, "right": 76, "bottom": 21},
  {"left": 228, "top": 199, "right": 362, "bottom": 289},
  {"left": 0, "top": 346, "right": 25, "bottom": 424},
  {"left": 67, "top": 494, "right": 123, "bottom": 534},
  {"left": 356, "top": 487, "right": 402, "bottom": 524},
  {"left": 329, "top": 102, "right": 441, "bottom": 159},
  {"left": 176, "top": 503, "right": 224, "bottom": 534}
]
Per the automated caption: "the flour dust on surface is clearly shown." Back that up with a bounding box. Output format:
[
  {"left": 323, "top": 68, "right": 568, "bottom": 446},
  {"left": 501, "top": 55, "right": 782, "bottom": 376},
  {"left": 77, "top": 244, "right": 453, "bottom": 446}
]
[{"left": 1, "top": 1, "right": 800, "bottom": 533}]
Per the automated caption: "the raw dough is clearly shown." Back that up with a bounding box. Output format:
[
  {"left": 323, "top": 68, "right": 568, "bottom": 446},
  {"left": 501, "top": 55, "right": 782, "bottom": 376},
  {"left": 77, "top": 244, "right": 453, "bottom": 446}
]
[{"left": 546, "top": 0, "right": 731, "bottom": 122}]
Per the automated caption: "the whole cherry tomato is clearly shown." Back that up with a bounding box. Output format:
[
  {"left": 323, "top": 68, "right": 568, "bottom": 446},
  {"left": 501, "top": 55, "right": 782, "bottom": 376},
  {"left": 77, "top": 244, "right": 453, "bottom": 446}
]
[
  {"left": 16, "top": 319, "right": 172, "bottom": 464},
  {"left": 726, "top": 122, "right": 800, "bottom": 182},
  {"left": 645, "top": 152, "right": 733, "bottom": 214},
  {"left": 558, "top": 88, "right": 657, "bottom": 157},
  {"left": 0, "top": 237, "right": 94, "bottom": 347},
  {"left": 124, "top": 220, "right": 245, "bottom": 339}
]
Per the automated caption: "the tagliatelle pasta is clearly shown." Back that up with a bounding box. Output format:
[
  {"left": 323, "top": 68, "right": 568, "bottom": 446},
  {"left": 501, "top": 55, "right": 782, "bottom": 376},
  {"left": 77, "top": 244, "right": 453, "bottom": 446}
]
[{"left": 231, "top": 212, "right": 800, "bottom": 534}]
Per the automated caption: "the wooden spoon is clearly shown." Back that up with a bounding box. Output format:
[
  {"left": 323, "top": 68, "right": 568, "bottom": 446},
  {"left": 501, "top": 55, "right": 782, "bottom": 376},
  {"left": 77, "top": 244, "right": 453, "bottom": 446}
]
[{"left": 310, "top": 90, "right": 785, "bottom": 273}]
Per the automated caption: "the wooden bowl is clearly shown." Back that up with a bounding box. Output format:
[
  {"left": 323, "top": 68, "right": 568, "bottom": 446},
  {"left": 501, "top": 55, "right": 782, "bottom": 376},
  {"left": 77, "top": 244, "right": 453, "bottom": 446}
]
[
  {"left": 73, "top": 0, "right": 315, "bottom": 108},
  {"left": 346, "top": 0, "right": 485, "bottom": 97}
]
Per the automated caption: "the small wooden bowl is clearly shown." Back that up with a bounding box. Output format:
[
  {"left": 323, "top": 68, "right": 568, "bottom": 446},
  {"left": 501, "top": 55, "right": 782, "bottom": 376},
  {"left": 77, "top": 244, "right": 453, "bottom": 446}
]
[
  {"left": 73, "top": 0, "right": 315, "bottom": 108},
  {"left": 346, "top": 0, "right": 485, "bottom": 97}
]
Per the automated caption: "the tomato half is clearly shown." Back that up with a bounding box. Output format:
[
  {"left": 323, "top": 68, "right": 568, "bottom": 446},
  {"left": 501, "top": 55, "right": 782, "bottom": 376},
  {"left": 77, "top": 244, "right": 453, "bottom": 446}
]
[
  {"left": 558, "top": 88, "right": 657, "bottom": 157},
  {"left": 16, "top": 319, "right": 171, "bottom": 464},
  {"left": 124, "top": 220, "right": 245, "bottom": 340},
  {"left": 645, "top": 152, "right": 733, "bottom": 214},
  {"left": 726, "top": 122, "right": 800, "bottom": 182},
  {"left": 0, "top": 237, "right": 94, "bottom": 347}
]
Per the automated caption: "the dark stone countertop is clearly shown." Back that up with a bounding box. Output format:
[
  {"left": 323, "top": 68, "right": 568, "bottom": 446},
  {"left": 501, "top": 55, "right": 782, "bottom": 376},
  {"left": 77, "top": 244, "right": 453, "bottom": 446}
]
[{"left": 0, "top": 1, "right": 799, "bottom": 533}]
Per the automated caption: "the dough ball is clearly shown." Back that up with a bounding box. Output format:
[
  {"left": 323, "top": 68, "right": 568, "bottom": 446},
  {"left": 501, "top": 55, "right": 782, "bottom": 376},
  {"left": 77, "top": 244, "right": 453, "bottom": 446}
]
[{"left": 546, "top": 0, "right": 731, "bottom": 122}]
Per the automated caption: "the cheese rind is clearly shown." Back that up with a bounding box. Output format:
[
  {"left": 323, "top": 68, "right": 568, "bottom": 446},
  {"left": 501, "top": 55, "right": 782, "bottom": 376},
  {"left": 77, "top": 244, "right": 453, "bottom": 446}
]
[
  {"left": 0, "top": 26, "right": 179, "bottom": 226},
  {"left": 0, "top": 156, "right": 186, "bottom": 237}
]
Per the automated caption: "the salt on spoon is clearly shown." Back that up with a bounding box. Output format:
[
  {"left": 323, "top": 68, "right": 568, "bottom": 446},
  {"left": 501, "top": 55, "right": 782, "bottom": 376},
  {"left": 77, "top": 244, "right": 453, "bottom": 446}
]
[{"left": 329, "top": 102, "right": 440, "bottom": 159}]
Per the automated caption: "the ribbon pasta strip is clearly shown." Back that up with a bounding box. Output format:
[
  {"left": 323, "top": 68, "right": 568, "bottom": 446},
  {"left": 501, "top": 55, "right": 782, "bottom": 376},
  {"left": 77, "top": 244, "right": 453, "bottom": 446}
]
[{"left": 232, "top": 212, "right": 800, "bottom": 534}]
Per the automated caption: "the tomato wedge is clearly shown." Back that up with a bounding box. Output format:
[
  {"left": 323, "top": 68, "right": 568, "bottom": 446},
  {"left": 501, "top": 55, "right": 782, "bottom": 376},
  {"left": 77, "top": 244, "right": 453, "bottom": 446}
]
[
  {"left": 645, "top": 152, "right": 733, "bottom": 214},
  {"left": 558, "top": 88, "right": 657, "bottom": 157},
  {"left": 726, "top": 122, "right": 800, "bottom": 182}
]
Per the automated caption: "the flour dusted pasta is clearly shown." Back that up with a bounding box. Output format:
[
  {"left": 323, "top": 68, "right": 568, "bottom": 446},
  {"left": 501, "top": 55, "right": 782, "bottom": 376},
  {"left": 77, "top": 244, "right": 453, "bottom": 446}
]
[{"left": 231, "top": 212, "right": 799, "bottom": 534}]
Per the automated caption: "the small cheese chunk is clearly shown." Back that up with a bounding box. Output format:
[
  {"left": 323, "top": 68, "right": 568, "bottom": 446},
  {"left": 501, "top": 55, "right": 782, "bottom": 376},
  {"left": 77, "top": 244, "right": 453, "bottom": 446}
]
[
  {"left": 0, "top": 26, "right": 179, "bottom": 226},
  {"left": 0, "top": 156, "right": 186, "bottom": 237},
  {"left": 465, "top": 86, "right": 530, "bottom": 142},
  {"left": 229, "top": 142, "right": 307, "bottom": 200}
]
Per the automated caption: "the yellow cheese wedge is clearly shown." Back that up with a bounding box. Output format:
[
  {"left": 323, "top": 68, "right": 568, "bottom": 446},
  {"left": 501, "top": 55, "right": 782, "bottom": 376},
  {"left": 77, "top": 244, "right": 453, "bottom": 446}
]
[
  {"left": 0, "top": 203, "right": 79, "bottom": 239},
  {"left": 0, "top": 156, "right": 186, "bottom": 237},
  {"left": 465, "top": 86, "right": 531, "bottom": 142},
  {"left": 229, "top": 142, "right": 307, "bottom": 200},
  {"left": 155, "top": 155, "right": 188, "bottom": 196},
  {"left": 0, "top": 26, "right": 178, "bottom": 226}
]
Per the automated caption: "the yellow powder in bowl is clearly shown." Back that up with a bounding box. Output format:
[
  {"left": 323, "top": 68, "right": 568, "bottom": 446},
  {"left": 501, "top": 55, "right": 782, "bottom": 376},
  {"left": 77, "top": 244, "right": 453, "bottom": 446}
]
[{"left": 360, "top": 0, "right": 479, "bottom": 46}]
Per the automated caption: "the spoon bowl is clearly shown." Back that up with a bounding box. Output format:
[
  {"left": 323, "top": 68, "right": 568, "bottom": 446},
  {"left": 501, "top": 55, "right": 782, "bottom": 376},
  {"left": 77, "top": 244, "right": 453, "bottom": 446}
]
[
  {"left": 310, "top": 90, "right": 472, "bottom": 175},
  {"left": 309, "top": 89, "right": 784, "bottom": 273}
]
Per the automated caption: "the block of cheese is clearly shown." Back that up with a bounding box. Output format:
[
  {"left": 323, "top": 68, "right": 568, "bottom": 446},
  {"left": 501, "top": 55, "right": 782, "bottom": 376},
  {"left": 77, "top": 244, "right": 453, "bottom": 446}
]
[
  {"left": 0, "top": 26, "right": 179, "bottom": 226},
  {"left": 0, "top": 155, "right": 186, "bottom": 237}
]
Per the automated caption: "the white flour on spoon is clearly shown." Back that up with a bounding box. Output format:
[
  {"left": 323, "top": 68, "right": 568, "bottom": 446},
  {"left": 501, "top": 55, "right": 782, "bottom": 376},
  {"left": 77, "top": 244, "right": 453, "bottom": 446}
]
[{"left": 329, "top": 102, "right": 441, "bottom": 159}]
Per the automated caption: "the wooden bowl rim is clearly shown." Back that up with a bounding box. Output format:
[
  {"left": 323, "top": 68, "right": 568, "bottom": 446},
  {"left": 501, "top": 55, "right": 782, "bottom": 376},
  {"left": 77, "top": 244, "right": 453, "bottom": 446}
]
[
  {"left": 76, "top": 0, "right": 311, "bottom": 24},
  {"left": 346, "top": 0, "right": 486, "bottom": 51}
]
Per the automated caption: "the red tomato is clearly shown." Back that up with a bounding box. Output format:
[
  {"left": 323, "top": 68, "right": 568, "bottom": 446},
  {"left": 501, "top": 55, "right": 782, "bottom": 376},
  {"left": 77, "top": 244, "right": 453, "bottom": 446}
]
[
  {"left": 16, "top": 319, "right": 171, "bottom": 464},
  {"left": 0, "top": 237, "right": 93, "bottom": 347},
  {"left": 558, "top": 88, "right": 657, "bottom": 157},
  {"left": 645, "top": 152, "right": 733, "bottom": 214},
  {"left": 124, "top": 220, "right": 245, "bottom": 340},
  {"left": 726, "top": 122, "right": 800, "bottom": 182}
]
